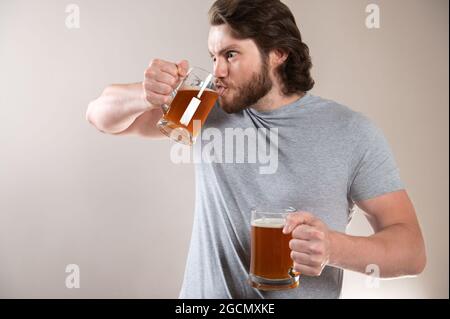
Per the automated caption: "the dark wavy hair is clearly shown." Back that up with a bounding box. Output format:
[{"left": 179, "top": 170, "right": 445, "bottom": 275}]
[{"left": 208, "top": 0, "right": 314, "bottom": 95}]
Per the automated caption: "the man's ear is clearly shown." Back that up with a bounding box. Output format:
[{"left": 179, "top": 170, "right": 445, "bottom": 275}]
[{"left": 270, "top": 49, "right": 289, "bottom": 67}]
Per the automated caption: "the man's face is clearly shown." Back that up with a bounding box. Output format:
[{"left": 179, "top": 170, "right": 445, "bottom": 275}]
[{"left": 208, "top": 24, "right": 273, "bottom": 113}]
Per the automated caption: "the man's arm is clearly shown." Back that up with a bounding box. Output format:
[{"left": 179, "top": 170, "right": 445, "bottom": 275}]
[
  {"left": 86, "top": 82, "right": 164, "bottom": 137},
  {"left": 284, "top": 190, "right": 426, "bottom": 278},
  {"left": 328, "top": 190, "right": 426, "bottom": 277},
  {"left": 86, "top": 83, "right": 158, "bottom": 136},
  {"left": 86, "top": 59, "right": 189, "bottom": 137}
]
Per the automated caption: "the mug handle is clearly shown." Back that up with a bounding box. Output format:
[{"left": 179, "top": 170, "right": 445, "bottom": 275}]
[
  {"left": 160, "top": 67, "right": 194, "bottom": 114},
  {"left": 160, "top": 91, "right": 176, "bottom": 114}
]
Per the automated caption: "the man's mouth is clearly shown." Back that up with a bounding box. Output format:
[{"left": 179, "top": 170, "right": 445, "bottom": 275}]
[{"left": 217, "top": 85, "right": 228, "bottom": 97}]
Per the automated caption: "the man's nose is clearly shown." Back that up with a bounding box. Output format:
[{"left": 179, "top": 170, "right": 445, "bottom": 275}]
[{"left": 213, "top": 59, "right": 228, "bottom": 78}]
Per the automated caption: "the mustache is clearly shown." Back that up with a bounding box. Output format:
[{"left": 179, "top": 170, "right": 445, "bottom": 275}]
[{"left": 215, "top": 80, "right": 231, "bottom": 88}]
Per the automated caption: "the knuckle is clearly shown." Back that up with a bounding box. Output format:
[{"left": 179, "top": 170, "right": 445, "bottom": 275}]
[
  {"left": 292, "top": 226, "right": 303, "bottom": 238},
  {"left": 289, "top": 239, "right": 295, "bottom": 250},
  {"left": 315, "top": 231, "right": 325, "bottom": 240},
  {"left": 308, "top": 230, "right": 321, "bottom": 240},
  {"left": 169, "top": 77, "right": 178, "bottom": 87},
  {"left": 290, "top": 250, "right": 296, "bottom": 260},
  {"left": 144, "top": 68, "right": 155, "bottom": 79},
  {"left": 150, "top": 58, "right": 160, "bottom": 66},
  {"left": 309, "top": 243, "right": 321, "bottom": 254},
  {"left": 316, "top": 248, "right": 325, "bottom": 256}
]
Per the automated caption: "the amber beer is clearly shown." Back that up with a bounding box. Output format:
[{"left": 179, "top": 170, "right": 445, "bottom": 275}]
[
  {"left": 164, "top": 88, "right": 218, "bottom": 137},
  {"left": 249, "top": 209, "right": 299, "bottom": 291},
  {"left": 157, "top": 67, "right": 218, "bottom": 145}
]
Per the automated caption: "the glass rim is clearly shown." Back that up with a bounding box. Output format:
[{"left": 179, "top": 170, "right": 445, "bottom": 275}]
[
  {"left": 187, "top": 65, "right": 215, "bottom": 78},
  {"left": 250, "top": 206, "right": 297, "bottom": 215}
]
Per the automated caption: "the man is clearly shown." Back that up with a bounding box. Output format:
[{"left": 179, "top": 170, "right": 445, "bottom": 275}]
[{"left": 86, "top": 0, "right": 426, "bottom": 298}]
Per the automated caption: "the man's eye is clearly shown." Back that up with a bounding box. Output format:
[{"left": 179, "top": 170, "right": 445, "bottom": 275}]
[{"left": 226, "top": 51, "right": 237, "bottom": 59}]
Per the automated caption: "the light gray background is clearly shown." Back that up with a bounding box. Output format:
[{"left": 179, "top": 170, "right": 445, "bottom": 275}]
[{"left": 0, "top": 0, "right": 448, "bottom": 298}]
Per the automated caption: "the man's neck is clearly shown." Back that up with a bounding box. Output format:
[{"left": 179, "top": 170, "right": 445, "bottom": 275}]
[{"left": 250, "top": 89, "right": 305, "bottom": 113}]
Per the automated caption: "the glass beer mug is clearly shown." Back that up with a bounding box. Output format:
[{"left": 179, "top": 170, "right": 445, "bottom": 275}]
[
  {"left": 249, "top": 207, "right": 300, "bottom": 291},
  {"left": 157, "top": 67, "right": 218, "bottom": 145}
]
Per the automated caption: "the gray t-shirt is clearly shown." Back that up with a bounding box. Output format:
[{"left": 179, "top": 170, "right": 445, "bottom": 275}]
[{"left": 178, "top": 93, "right": 404, "bottom": 299}]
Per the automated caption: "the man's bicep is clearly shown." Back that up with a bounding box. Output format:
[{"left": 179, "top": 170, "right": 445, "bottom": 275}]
[{"left": 355, "top": 190, "right": 419, "bottom": 232}]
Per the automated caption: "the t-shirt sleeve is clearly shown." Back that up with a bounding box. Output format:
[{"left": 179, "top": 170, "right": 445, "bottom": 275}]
[{"left": 348, "top": 113, "right": 405, "bottom": 202}]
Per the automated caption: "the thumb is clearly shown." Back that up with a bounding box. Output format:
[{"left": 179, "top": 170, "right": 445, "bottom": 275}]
[
  {"left": 282, "top": 211, "right": 316, "bottom": 234},
  {"left": 177, "top": 60, "right": 190, "bottom": 78}
]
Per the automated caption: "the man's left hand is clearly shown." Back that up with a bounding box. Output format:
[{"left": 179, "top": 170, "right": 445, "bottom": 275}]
[{"left": 283, "top": 211, "right": 332, "bottom": 276}]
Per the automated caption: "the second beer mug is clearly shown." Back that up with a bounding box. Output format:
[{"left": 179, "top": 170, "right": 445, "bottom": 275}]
[
  {"left": 249, "top": 207, "right": 300, "bottom": 291},
  {"left": 157, "top": 67, "right": 218, "bottom": 145}
]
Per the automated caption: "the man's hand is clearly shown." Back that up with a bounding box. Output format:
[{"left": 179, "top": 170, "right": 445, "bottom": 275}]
[
  {"left": 283, "top": 212, "right": 332, "bottom": 276},
  {"left": 143, "top": 58, "right": 189, "bottom": 107}
]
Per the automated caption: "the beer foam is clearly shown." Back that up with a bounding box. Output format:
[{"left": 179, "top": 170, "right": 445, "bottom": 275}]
[
  {"left": 251, "top": 218, "right": 285, "bottom": 228},
  {"left": 181, "top": 85, "right": 215, "bottom": 92}
]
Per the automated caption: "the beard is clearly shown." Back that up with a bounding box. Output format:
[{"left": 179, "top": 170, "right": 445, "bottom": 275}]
[{"left": 218, "top": 59, "right": 273, "bottom": 114}]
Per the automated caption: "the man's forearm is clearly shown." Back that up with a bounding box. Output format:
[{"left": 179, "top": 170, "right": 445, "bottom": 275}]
[
  {"left": 328, "top": 223, "right": 426, "bottom": 278},
  {"left": 87, "top": 82, "right": 151, "bottom": 133}
]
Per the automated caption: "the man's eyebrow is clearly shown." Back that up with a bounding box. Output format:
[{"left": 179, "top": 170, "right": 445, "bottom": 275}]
[{"left": 208, "top": 45, "right": 240, "bottom": 57}]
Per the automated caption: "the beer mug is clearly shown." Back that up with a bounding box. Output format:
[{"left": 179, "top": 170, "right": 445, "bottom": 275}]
[
  {"left": 249, "top": 207, "right": 300, "bottom": 291},
  {"left": 157, "top": 67, "right": 218, "bottom": 145}
]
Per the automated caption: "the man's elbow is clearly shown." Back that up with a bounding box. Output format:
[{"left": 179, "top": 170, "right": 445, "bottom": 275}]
[
  {"left": 86, "top": 100, "right": 113, "bottom": 133},
  {"left": 410, "top": 247, "right": 427, "bottom": 275},
  {"left": 405, "top": 239, "right": 427, "bottom": 276}
]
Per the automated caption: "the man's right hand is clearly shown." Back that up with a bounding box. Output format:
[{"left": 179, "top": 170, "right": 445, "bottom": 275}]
[{"left": 143, "top": 59, "right": 190, "bottom": 108}]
